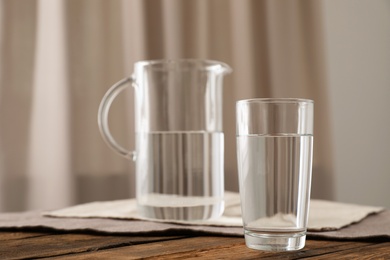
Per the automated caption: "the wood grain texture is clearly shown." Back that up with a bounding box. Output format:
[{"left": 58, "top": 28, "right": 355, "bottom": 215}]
[
  {"left": 52, "top": 237, "right": 375, "bottom": 260},
  {"left": 0, "top": 231, "right": 185, "bottom": 259},
  {"left": 0, "top": 231, "right": 389, "bottom": 259},
  {"left": 305, "top": 242, "right": 390, "bottom": 260}
]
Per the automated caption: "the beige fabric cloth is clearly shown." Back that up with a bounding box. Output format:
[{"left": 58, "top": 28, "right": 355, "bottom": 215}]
[
  {"left": 44, "top": 192, "right": 383, "bottom": 232},
  {"left": 2, "top": 210, "right": 390, "bottom": 240},
  {"left": 1, "top": 192, "right": 388, "bottom": 240}
]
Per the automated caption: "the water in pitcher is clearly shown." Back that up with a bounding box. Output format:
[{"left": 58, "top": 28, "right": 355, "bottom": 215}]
[
  {"left": 237, "top": 134, "right": 313, "bottom": 233},
  {"left": 136, "top": 131, "right": 224, "bottom": 220}
]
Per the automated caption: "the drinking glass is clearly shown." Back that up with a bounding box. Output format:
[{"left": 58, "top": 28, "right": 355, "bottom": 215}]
[{"left": 236, "top": 98, "right": 314, "bottom": 251}]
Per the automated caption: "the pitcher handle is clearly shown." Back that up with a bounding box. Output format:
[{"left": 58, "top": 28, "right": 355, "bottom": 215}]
[{"left": 98, "top": 76, "right": 135, "bottom": 160}]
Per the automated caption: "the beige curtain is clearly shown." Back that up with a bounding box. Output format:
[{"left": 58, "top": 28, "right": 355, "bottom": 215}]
[{"left": 0, "top": 0, "right": 334, "bottom": 212}]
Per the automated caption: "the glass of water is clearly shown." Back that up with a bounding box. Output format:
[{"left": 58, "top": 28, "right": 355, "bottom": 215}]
[{"left": 236, "top": 98, "right": 314, "bottom": 251}]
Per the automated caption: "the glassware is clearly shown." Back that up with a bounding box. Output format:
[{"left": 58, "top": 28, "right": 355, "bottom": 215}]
[
  {"left": 236, "top": 98, "right": 314, "bottom": 251},
  {"left": 98, "top": 59, "right": 231, "bottom": 221}
]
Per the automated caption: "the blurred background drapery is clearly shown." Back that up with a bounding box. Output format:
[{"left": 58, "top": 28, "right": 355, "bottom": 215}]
[{"left": 0, "top": 0, "right": 389, "bottom": 212}]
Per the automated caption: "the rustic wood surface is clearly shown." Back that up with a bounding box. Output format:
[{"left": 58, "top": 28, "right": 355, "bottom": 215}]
[{"left": 1, "top": 230, "right": 389, "bottom": 259}]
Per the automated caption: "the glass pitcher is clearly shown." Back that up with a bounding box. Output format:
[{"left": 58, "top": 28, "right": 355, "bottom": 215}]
[{"left": 98, "top": 59, "right": 232, "bottom": 221}]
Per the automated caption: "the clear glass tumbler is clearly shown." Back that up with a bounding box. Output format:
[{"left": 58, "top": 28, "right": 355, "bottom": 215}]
[{"left": 236, "top": 98, "right": 314, "bottom": 251}]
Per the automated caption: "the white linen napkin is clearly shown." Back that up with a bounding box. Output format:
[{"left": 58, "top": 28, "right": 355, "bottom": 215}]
[{"left": 44, "top": 192, "right": 383, "bottom": 231}]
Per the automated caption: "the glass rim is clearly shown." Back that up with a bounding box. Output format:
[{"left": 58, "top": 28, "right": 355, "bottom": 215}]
[
  {"left": 134, "top": 59, "right": 232, "bottom": 73},
  {"left": 236, "top": 98, "right": 314, "bottom": 105}
]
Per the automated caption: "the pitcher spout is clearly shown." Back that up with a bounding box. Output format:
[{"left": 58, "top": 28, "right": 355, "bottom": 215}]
[{"left": 217, "top": 61, "right": 233, "bottom": 75}]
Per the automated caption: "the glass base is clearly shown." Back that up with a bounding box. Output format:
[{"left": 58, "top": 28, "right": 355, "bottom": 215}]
[
  {"left": 244, "top": 230, "right": 306, "bottom": 251},
  {"left": 138, "top": 203, "right": 224, "bottom": 221}
]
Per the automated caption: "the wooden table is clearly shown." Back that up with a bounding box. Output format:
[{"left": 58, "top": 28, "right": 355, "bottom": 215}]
[{"left": 1, "top": 230, "right": 389, "bottom": 259}]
